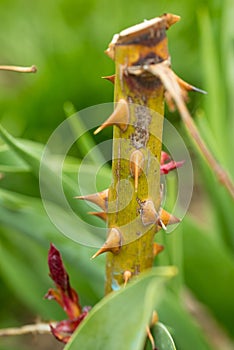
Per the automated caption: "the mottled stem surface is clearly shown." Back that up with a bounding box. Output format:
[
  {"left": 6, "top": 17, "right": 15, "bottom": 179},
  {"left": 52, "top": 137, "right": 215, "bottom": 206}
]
[{"left": 105, "top": 16, "right": 175, "bottom": 293}]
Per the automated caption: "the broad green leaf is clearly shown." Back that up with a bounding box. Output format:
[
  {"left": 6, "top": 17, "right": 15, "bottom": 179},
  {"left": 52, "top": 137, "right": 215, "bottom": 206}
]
[
  {"left": 145, "top": 322, "right": 176, "bottom": 350},
  {"left": 65, "top": 267, "right": 176, "bottom": 350}
]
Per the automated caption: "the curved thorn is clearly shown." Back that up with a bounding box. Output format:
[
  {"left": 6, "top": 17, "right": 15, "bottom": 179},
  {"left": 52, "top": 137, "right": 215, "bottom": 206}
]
[
  {"left": 88, "top": 211, "right": 107, "bottom": 221},
  {"left": 94, "top": 99, "right": 129, "bottom": 135},
  {"left": 102, "top": 74, "right": 115, "bottom": 84},
  {"left": 75, "top": 189, "right": 109, "bottom": 211},
  {"left": 91, "top": 228, "right": 122, "bottom": 259},
  {"left": 153, "top": 242, "right": 164, "bottom": 256},
  {"left": 158, "top": 208, "right": 181, "bottom": 228}
]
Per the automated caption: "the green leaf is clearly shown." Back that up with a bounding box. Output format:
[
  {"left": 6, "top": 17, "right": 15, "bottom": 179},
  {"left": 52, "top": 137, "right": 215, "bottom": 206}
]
[
  {"left": 64, "top": 101, "right": 106, "bottom": 165},
  {"left": 0, "top": 188, "right": 105, "bottom": 305},
  {"left": 0, "top": 124, "right": 107, "bottom": 230},
  {"left": 198, "top": 8, "right": 227, "bottom": 158},
  {"left": 0, "top": 144, "right": 30, "bottom": 172},
  {"left": 145, "top": 322, "right": 176, "bottom": 350},
  {"left": 158, "top": 292, "right": 214, "bottom": 350},
  {"left": 0, "top": 228, "right": 63, "bottom": 319},
  {"left": 182, "top": 217, "right": 234, "bottom": 336},
  {"left": 65, "top": 267, "right": 176, "bottom": 350}
]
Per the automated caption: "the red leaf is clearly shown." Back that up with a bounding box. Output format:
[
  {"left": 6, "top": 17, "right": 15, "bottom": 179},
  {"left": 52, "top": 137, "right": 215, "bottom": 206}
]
[
  {"left": 48, "top": 243, "right": 70, "bottom": 292},
  {"left": 46, "top": 244, "right": 91, "bottom": 342},
  {"left": 50, "top": 311, "right": 89, "bottom": 343},
  {"left": 160, "top": 151, "right": 184, "bottom": 174}
]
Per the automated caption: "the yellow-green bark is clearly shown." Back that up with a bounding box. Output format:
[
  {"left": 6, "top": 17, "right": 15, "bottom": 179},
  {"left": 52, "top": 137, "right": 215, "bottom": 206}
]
[{"left": 105, "top": 16, "right": 174, "bottom": 294}]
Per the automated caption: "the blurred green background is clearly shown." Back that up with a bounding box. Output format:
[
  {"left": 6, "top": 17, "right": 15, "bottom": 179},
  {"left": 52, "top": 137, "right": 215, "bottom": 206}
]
[{"left": 0, "top": 0, "right": 233, "bottom": 349}]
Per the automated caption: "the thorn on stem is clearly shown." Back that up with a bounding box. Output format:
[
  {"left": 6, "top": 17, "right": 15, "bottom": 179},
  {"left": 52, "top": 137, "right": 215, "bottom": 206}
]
[
  {"left": 94, "top": 99, "right": 129, "bottom": 135},
  {"left": 123, "top": 270, "right": 132, "bottom": 287},
  {"left": 91, "top": 228, "right": 122, "bottom": 259},
  {"left": 130, "top": 149, "right": 145, "bottom": 192},
  {"left": 75, "top": 189, "right": 109, "bottom": 211}
]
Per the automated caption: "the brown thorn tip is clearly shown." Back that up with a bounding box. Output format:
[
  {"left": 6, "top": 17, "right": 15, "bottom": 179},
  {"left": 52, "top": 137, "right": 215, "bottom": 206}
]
[
  {"left": 94, "top": 99, "right": 129, "bottom": 135},
  {"left": 174, "top": 73, "right": 207, "bottom": 95},
  {"left": 190, "top": 85, "right": 207, "bottom": 95},
  {"left": 130, "top": 150, "right": 145, "bottom": 192},
  {"left": 75, "top": 189, "right": 109, "bottom": 211},
  {"left": 158, "top": 208, "right": 181, "bottom": 228},
  {"left": 102, "top": 74, "right": 115, "bottom": 84},
  {"left": 123, "top": 270, "right": 132, "bottom": 287},
  {"left": 91, "top": 228, "right": 122, "bottom": 259},
  {"left": 88, "top": 211, "right": 107, "bottom": 221},
  {"left": 153, "top": 243, "right": 164, "bottom": 257}
]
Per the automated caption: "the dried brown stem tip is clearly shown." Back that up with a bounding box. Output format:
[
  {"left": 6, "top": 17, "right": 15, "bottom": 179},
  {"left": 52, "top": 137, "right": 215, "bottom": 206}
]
[
  {"left": 161, "top": 13, "right": 181, "bottom": 29},
  {"left": 0, "top": 65, "right": 37, "bottom": 73},
  {"left": 0, "top": 323, "right": 53, "bottom": 337}
]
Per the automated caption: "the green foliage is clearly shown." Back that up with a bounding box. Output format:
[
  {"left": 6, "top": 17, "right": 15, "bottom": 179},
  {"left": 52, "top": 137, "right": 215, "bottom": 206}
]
[
  {"left": 65, "top": 267, "right": 176, "bottom": 350},
  {"left": 0, "top": 1, "right": 233, "bottom": 350}
]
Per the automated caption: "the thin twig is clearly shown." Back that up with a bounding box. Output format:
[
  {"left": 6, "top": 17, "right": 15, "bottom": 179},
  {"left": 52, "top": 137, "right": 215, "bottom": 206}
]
[
  {"left": 0, "top": 322, "right": 55, "bottom": 337},
  {"left": 0, "top": 65, "right": 37, "bottom": 73}
]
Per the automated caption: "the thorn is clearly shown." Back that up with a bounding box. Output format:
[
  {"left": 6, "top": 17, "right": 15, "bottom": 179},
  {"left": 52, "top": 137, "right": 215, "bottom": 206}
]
[
  {"left": 146, "top": 325, "right": 156, "bottom": 350},
  {"left": 91, "top": 228, "right": 122, "bottom": 259},
  {"left": 139, "top": 200, "right": 158, "bottom": 226},
  {"left": 88, "top": 211, "right": 107, "bottom": 221},
  {"left": 130, "top": 150, "right": 145, "bottom": 191},
  {"left": 151, "top": 311, "right": 159, "bottom": 326},
  {"left": 102, "top": 74, "right": 115, "bottom": 84},
  {"left": 75, "top": 189, "right": 109, "bottom": 211},
  {"left": 153, "top": 242, "right": 164, "bottom": 257},
  {"left": 174, "top": 73, "right": 207, "bottom": 94},
  {"left": 158, "top": 219, "right": 167, "bottom": 231},
  {"left": 94, "top": 99, "right": 129, "bottom": 135},
  {"left": 123, "top": 270, "right": 132, "bottom": 287},
  {"left": 158, "top": 208, "right": 180, "bottom": 228},
  {"left": 161, "top": 13, "right": 181, "bottom": 29}
]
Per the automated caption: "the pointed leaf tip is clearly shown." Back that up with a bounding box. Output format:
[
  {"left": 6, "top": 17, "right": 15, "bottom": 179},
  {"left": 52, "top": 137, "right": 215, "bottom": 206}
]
[{"left": 48, "top": 244, "right": 69, "bottom": 292}]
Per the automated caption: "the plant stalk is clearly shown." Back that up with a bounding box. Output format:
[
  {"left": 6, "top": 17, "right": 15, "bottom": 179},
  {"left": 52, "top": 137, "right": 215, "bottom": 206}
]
[{"left": 105, "top": 16, "right": 176, "bottom": 293}]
